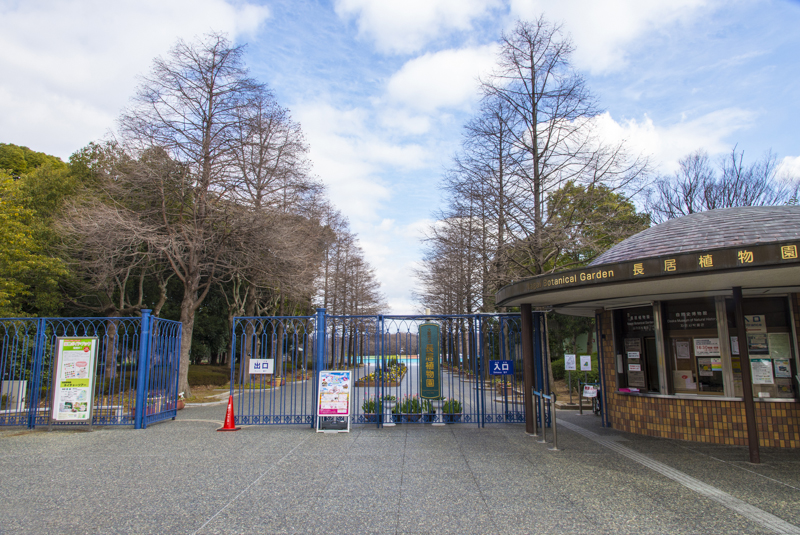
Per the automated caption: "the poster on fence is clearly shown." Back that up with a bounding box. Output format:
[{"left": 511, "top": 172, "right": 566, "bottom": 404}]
[{"left": 51, "top": 337, "right": 98, "bottom": 422}]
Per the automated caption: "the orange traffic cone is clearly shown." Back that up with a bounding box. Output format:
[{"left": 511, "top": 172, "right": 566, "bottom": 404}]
[{"left": 217, "top": 395, "right": 241, "bottom": 432}]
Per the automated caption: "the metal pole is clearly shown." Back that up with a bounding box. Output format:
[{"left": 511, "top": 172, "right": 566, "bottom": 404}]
[
  {"left": 30, "top": 318, "right": 47, "bottom": 430},
  {"left": 521, "top": 305, "right": 536, "bottom": 435},
  {"left": 313, "top": 308, "right": 326, "bottom": 429},
  {"left": 538, "top": 393, "right": 547, "bottom": 443},
  {"left": 134, "top": 310, "right": 152, "bottom": 430},
  {"left": 595, "top": 310, "right": 609, "bottom": 427},
  {"left": 732, "top": 287, "right": 760, "bottom": 464},
  {"left": 549, "top": 393, "right": 559, "bottom": 451}
]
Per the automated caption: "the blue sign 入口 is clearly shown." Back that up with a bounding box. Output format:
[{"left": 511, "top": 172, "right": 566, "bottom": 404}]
[{"left": 489, "top": 360, "right": 513, "bottom": 376}]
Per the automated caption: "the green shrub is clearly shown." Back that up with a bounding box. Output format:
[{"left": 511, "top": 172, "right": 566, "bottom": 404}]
[
  {"left": 442, "top": 398, "right": 462, "bottom": 414},
  {"left": 188, "top": 366, "right": 229, "bottom": 387},
  {"left": 551, "top": 357, "right": 565, "bottom": 381}
]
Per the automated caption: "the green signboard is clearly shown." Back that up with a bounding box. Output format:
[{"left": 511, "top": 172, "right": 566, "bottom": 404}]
[{"left": 419, "top": 323, "right": 441, "bottom": 399}]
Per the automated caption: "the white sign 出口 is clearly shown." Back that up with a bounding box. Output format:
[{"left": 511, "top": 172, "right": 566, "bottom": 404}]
[
  {"left": 564, "top": 354, "right": 576, "bottom": 371},
  {"left": 249, "top": 359, "right": 274, "bottom": 375}
]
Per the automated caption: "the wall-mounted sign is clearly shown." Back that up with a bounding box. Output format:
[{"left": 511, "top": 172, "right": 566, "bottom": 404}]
[
  {"left": 628, "top": 363, "right": 641, "bottom": 372},
  {"left": 51, "top": 338, "right": 98, "bottom": 422},
  {"left": 580, "top": 355, "right": 592, "bottom": 371},
  {"left": 419, "top": 323, "right": 441, "bottom": 399},
  {"left": 249, "top": 359, "right": 274, "bottom": 374},
  {"left": 490, "top": 360, "right": 514, "bottom": 375},
  {"left": 496, "top": 241, "right": 800, "bottom": 307},
  {"left": 564, "top": 354, "right": 576, "bottom": 371}
]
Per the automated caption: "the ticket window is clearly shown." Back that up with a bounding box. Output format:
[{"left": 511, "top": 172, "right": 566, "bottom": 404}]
[
  {"left": 615, "top": 306, "right": 659, "bottom": 393},
  {"left": 664, "top": 298, "right": 723, "bottom": 395},
  {"left": 727, "top": 297, "right": 797, "bottom": 399}
]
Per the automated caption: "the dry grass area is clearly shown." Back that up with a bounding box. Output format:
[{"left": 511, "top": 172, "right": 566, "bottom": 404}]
[{"left": 185, "top": 385, "right": 230, "bottom": 403}]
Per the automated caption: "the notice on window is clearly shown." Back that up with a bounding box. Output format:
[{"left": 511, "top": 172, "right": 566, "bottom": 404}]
[
  {"left": 564, "top": 354, "right": 576, "bottom": 371},
  {"left": 774, "top": 359, "right": 792, "bottom": 378},
  {"left": 745, "top": 315, "right": 767, "bottom": 333},
  {"left": 731, "top": 336, "right": 739, "bottom": 355},
  {"left": 628, "top": 363, "right": 641, "bottom": 372},
  {"left": 317, "top": 371, "right": 351, "bottom": 416},
  {"left": 768, "top": 333, "right": 791, "bottom": 360},
  {"left": 627, "top": 351, "right": 640, "bottom": 360},
  {"left": 697, "top": 358, "right": 714, "bottom": 377},
  {"left": 51, "top": 338, "right": 98, "bottom": 422},
  {"left": 747, "top": 334, "right": 769, "bottom": 356},
  {"left": 694, "top": 338, "right": 720, "bottom": 357},
  {"left": 675, "top": 339, "right": 691, "bottom": 359},
  {"left": 750, "top": 359, "right": 774, "bottom": 385}
]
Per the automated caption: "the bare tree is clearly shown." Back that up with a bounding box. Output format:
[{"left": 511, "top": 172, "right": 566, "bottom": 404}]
[
  {"left": 479, "top": 18, "right": 648, "bottom": 277},
  {"left": 646, "top": 148, "right": 799, "bottom": 223},
  {"left": 118, "top": 34, "right": 262, "bottom": 395}
]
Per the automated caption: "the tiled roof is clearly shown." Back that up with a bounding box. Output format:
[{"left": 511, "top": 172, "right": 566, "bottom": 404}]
[{"left": 590, "top": 206, "right": 800, "bottom": 265}]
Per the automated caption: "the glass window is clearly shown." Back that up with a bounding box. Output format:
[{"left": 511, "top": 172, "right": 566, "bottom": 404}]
[
  {"left": 614, "top": 306, "right": 659, "bottom": 393},
  {"left": 663, "top": 298, "right": 723, "bottom": 394},
  {"left": 727, "top": 297, "right": 796, "bottom": 399}
]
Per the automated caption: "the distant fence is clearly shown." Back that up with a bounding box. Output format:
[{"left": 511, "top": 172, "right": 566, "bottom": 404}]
[{"left": 0, "top": 310, "right": 182, "bottom": 429}]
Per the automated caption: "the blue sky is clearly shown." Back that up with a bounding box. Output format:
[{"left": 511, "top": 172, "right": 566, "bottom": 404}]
[{"left": 2, "top": 0, "right": 799, "bottom": 314}]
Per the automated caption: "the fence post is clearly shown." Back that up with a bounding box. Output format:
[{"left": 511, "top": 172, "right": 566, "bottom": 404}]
[
  {"left": 134, "top": 310, "right": 152, "bottom": 430},
  {"left": 28, "top": 318, "right": 47, "bottom": 429},
  {"left": 313, "top": 308, "right": 326, "bottom": 429}
]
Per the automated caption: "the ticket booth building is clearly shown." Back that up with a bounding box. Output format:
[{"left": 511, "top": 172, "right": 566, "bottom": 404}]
[{"left": 496, "top": 206, "right": 800, "bottom": 448}]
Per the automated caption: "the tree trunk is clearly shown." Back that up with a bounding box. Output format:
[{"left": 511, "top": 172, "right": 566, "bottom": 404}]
[{"left": 178, "top": 297, "right": 197, "bottom": 396}]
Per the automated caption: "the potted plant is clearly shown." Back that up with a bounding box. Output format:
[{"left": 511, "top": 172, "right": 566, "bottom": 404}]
[
  {"left": 361, "top": 397, "right": 379, "bottom": 422},
  {"left": 421, "top": 399, "right": 436, "bottom": 423},
  {"left": 393, "top": 394, "right": 423, "bottom": 422},
  {"left": 176, "top": 391, "right": 185, "bottom": 410},
  {"left": 441, "top": 398, "right": 462, "bottom": 423}
]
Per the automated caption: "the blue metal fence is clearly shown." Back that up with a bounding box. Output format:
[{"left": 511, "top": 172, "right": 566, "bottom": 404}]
[
  {"left": 230, "top": 310, "right": 549, "bottom": 428},
  {"left": 0, "top": 310, "right": 181, "bottom": 429}
]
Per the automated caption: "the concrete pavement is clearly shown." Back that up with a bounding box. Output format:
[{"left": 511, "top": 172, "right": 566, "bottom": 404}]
[{"left": 1, "top": 403, "right": 798, "bottom": 534}]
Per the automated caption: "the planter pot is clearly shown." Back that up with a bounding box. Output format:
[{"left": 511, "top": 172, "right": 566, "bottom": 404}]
[
  {"left": 443, "top": 413, "right": 462, "bottom": 423},
  {"left": 176, "top": 399, "right": 185, "bottom": 410},
  {"left": 363, "top": 413, "right": 378, "bottom": 423},
  {"left": 392, "top": 413, "right": 422, "bottom": 423},
  {"left": 422, "top": 412, "right": 436, "bottom": 423}
]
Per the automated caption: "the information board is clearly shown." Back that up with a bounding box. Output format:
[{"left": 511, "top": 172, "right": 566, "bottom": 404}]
[
  {"left": 564, "top": 354, "right": 576, "bottom": 371},
  {"left": 317, "top": 370, "right": 352, "bottom": 433},
  {"left": 51, "top": 338, "right": 98, "bottom": 422},
  {"left": 580, "top": 355, "right": 592, "bottom": 371}
]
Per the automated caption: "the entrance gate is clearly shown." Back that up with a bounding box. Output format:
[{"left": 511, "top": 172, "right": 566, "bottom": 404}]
[{"left": 229, "top": 310, "right": 549, "bottom": 427}]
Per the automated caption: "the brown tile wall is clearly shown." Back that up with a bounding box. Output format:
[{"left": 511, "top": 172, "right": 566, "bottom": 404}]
[{"left": 598, "top": 302, "right": 800, "bottom": 449}]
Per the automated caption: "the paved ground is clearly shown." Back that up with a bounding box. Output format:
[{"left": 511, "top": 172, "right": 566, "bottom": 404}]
[{"left": 1, "top": 403, "right": 799, "bottom": 535}]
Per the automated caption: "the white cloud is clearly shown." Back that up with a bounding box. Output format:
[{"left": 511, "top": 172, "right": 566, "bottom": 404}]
[
  {"left": 386, "top": 45, "right": 498, "bottom": 113},
  {"left": 0, "top": 0, "right": 270, "bottom": 159},
  {"left": 509, "top": 0, "right": 717, "bottom": 74},
  {"left": 334, "top": 0, "right": 503, "bottom": 54},
  {"left": 593, "top": 108, "right": 757, "bottom": 174},
  {"left": 294, "top": 102, "right": 431, "bottom": 222},
  {"left": 778, "top": 156, "right": 800, "bottom": 181}
]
